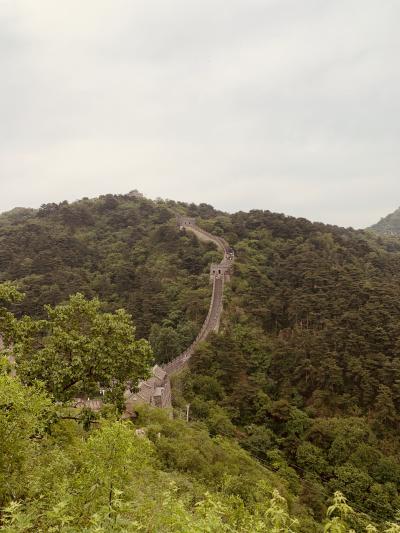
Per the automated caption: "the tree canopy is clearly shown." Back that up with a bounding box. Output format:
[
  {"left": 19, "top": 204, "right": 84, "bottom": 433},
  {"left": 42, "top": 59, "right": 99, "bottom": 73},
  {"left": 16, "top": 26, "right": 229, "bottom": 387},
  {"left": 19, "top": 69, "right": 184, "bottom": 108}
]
[{"left": 15, "top": 292, "right": 153, "bottom": 404}]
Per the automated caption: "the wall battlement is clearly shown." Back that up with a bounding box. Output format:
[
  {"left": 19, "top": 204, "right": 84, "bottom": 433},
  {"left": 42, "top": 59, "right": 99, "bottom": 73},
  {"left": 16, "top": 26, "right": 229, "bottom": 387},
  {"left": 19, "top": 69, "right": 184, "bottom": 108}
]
[
  {"left": 210, "top": 262, "right": 231, "bottom": 281},
  {"left": 177, "top": 216, "right": 196, "bottom": 228}
]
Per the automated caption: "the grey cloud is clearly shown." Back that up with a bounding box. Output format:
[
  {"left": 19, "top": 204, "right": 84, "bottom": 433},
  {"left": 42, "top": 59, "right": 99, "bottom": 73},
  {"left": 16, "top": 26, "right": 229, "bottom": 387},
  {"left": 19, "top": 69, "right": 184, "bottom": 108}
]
[{"left": 0, "top": 0, "right": 399, "bottom": 228}]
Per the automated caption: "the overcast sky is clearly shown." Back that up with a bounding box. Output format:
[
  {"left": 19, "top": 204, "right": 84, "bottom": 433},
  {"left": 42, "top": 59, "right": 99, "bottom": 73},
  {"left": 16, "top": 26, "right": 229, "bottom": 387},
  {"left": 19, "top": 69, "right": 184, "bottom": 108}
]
[{"left": 1, "top": 1, "right": 399, "bottom": 228}]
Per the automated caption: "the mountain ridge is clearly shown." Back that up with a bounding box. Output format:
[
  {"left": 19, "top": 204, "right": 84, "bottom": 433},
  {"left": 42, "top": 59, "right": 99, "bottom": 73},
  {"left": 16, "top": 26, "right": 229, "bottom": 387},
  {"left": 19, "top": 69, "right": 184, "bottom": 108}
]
[{"left": 369, "top": 205, "right": 400, "bottom": 235}]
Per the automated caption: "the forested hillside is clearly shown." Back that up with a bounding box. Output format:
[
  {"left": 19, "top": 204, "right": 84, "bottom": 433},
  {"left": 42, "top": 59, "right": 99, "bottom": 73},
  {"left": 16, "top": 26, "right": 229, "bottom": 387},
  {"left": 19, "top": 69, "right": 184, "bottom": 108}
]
[
  {"left": 178, "top": 208, "right": 400, "bottom": 529},
  {"left": 0, "top": 194, "right": 220, "bottom": 363},
  {"left": 370, "top": 206, "right": 400, "bottom": 235},
  {"left": 1, "top": 194, "right": 400, "bottom": 531}
]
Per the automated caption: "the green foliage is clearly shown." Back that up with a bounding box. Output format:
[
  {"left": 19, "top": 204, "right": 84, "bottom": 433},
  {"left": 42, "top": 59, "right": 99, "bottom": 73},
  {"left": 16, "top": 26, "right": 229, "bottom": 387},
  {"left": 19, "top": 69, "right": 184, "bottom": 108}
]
[
  {"left": 69, "top": 420, "right": 156, "bottom": 520},
  {"left": 0, "top": 374, "right": 53, "bottom": 507},
  {"left": 14, "top": 293, "right": 153, "bottom": 403},
  {"left": 180, "top": 208, "right": 400, "bottom": 527},
  {"left": 324, "top": 492, "right": 355, "bottom": 532},
  {"left": 0, "top": 195, "right": 213, "bottom": 359},
  {"left": 0, "top": 282, "right": 23, "bottom": 346},
  {"left": 0, "top": 393, "right": 305, "bottom": 532}
]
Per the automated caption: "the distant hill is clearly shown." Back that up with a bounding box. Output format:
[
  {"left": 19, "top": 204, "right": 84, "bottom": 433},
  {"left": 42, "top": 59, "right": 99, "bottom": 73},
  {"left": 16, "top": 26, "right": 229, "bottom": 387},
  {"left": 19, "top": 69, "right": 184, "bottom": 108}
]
[
  {"left": 369, "top": 206, "right": 400, "bottom": 235},
  {"left": 0, "top": 206, "right": 36, "bottom": 224}
]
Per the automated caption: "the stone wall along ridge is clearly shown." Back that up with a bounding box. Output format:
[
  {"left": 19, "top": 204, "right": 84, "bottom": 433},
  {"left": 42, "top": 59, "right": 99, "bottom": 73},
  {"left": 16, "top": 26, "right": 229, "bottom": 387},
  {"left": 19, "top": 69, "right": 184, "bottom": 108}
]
[{"left": 125, "top": 216, "right": 234, "bottom": 410}]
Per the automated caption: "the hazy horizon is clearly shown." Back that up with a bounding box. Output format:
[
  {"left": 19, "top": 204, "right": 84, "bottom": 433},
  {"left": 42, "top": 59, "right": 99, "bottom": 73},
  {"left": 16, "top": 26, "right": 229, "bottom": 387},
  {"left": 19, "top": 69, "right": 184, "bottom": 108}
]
[
  {"left": 1, "top": 187, "right": 397, "bottom": 230},
  {"left": 1, "top": 1, "right": 399, "bottom": 228}
]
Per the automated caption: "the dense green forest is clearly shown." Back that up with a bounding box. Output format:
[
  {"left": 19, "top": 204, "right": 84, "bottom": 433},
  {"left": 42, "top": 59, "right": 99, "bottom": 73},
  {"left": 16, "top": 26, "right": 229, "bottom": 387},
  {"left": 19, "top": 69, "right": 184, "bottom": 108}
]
[
  {"left": 1, "top": 193, "right": 400, "bottom": 531},
  {"left": 179, "top": 208, "right": 400, "bottom": 529},
  {"left": 0, "top": 195, "right": 220, "bottom": 363}
]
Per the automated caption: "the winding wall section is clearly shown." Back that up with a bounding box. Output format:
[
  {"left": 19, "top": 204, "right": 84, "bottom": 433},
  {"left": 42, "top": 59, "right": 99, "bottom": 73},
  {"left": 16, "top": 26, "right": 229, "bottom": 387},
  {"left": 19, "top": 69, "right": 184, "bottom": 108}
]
[
  {"left": 163, "top": 220, "right": 233, "bottom": 375},
  {"left": 127, "top": 217, "right": 234, "bottom": 410}
]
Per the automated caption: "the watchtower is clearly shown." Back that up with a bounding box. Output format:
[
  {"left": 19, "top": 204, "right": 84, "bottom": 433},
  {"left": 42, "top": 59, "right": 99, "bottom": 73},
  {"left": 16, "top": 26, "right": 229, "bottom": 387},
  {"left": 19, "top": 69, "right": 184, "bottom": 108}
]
[
  {"left": 177, "top": 216, "right": 196, "bottom": 229},
  {"left": 210, "top": 262, "right": 231, "bottom": 282},
  {"left": 127, "top": 189, "right": 144, "bottom": 198}
]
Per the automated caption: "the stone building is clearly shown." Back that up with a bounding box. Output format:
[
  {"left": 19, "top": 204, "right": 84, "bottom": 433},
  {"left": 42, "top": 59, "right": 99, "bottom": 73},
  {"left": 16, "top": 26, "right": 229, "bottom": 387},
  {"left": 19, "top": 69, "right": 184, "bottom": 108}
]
[
  {"left": 177, "top": 216, "right": 196, "bottom": 228},
  {"left": 127, "top": 189, "right": 144, "bottom": 198},
  {"left": 210, "top": 262, "right": 231, "bottom": 281},
  {"left": 125, "top": 365, "right": 171, "bottom": 411}
]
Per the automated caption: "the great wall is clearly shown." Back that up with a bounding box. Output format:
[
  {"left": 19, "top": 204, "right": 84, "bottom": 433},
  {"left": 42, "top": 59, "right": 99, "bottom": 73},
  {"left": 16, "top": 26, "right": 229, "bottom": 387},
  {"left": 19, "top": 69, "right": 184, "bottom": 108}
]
[
  {"left": 125, "top": 216, "right": 234, "bottom": 413},
  {"left": 0, "top": 216, "right": 234, "bottom": 414}
]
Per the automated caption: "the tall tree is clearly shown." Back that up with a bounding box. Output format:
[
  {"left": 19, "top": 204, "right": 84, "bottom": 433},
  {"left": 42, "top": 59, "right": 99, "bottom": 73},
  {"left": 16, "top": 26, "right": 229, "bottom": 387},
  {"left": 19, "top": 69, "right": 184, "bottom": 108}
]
[{"left": 15, "top": 293, "right": 153, "bottom": 403}]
